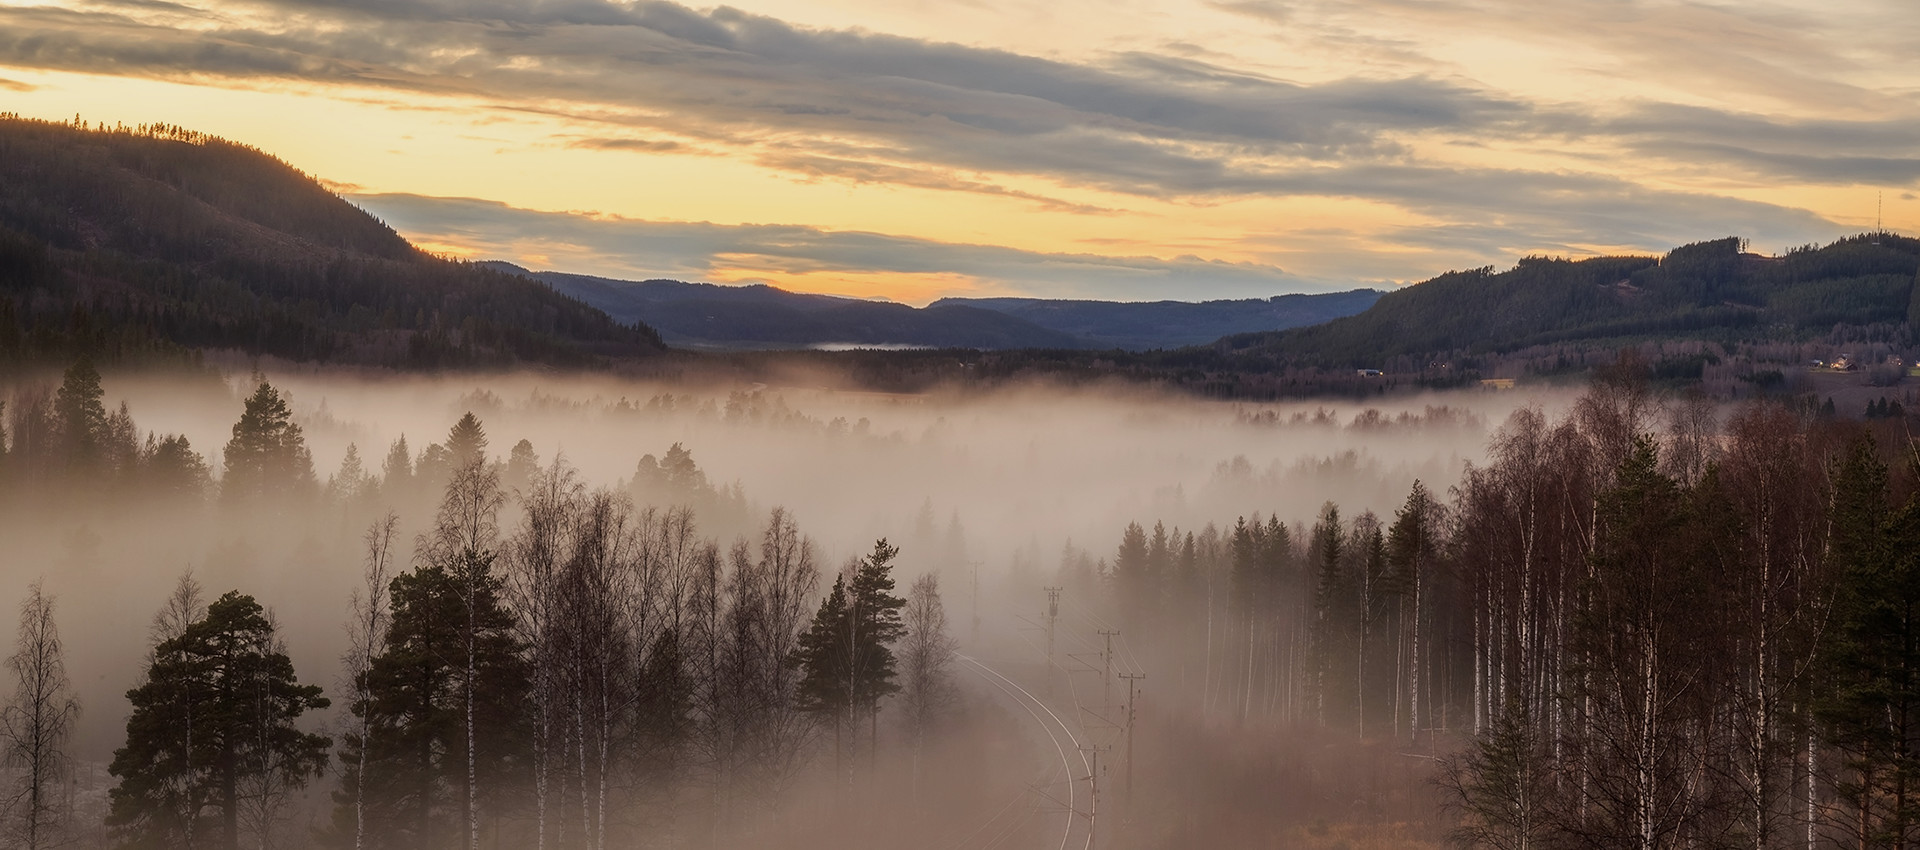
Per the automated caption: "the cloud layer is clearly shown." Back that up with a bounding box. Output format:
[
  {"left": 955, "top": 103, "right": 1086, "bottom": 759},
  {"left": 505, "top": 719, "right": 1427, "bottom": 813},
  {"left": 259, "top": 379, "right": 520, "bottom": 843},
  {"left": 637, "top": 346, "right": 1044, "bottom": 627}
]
[{"left": 0, "top": 0, "right": 1909, "bottom": 298}]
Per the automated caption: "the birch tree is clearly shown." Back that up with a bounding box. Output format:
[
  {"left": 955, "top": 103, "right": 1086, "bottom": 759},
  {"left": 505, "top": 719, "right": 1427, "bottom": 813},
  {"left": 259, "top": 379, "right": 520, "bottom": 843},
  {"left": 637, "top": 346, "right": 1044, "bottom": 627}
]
[
  {"left": 334, "top": 514, "right": 398, "bottom": 850},
  {"left": 1, "top": 580, "right": 80, "bottom": 850},
  {"left": 899, "top": 573, "right": 958, "bottom": 801}
]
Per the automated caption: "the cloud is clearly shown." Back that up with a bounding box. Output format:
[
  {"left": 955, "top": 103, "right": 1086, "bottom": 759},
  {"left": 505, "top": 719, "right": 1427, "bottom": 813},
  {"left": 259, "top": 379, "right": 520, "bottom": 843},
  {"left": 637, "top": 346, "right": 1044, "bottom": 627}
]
[
  {"left": 0, "top": 0, "right": 1886, "bottom": 270},
  {"left": 0, "top": 76, "right": 31, "bottom": 92},
  {"left": 0, "top": 1, "right": 1530, "bottom": 193},
  {"left": 751, "top": 152, "right": 1118, "bottom": 214},
  {"left": 567, "top": 137, "right": 685, "bottom": 153},
  {"left": 1604, "top": 103, "right": 1920, "bottom": 185},
  {"left": 349, "top": 192, "right": 1333, "bottom": 301}
]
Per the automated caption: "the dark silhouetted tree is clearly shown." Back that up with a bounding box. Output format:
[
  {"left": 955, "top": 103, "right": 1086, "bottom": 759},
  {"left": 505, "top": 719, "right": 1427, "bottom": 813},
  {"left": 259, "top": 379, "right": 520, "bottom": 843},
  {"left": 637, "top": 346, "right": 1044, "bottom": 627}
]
[
  {"left": 108, "top": 590, "right": 330, "bottom": 850},
  {"left": 220, "top": 381, "right": 315, "bottom": 505}
]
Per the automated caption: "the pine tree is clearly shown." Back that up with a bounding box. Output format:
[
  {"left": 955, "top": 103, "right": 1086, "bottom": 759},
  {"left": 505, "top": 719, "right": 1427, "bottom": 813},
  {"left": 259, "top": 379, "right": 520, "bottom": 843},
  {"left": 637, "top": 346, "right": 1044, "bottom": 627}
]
[
  {"left": 502, "top": 439, "right": 537, "bottom": 494},
  {"left": 335, "top": 461, "right": 528, "bottom": 850},
  {"left": 52, "top": 356, "right": 106, "bottom": 474},
  {"left": 332, "top": 557, "right": 529, "bottom": 850},
  {"left": 848, "top": 539, "right": 908, "bottom": 753},
  {"left": 107, "top": 591, "right": 330, "bottom": 850},
  {"left": 143, "top": 434, "right": 211, "bottom": 502},
  {"left": 220, "top": 381, "right": 315, "bottom": 505}
]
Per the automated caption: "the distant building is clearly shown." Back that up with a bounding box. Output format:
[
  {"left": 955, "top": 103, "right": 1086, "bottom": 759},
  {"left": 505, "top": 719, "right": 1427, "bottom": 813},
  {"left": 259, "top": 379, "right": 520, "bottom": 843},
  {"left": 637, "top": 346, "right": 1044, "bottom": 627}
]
[
  {"left": 1357, "top": 369, "right": 1384, "bottom": 378},
  {"left": 1480, "top": 378, "right": 1516, "bottom": 390}
]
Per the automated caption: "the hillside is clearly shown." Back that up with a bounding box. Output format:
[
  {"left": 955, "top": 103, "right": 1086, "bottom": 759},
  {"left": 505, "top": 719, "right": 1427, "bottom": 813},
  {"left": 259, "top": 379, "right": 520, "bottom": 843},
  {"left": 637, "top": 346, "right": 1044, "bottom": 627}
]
[
  {"left": 485, "top": 265, "right": 1083, "bottom": 350},
  {"left": 1223, "top": 235, "right": 1920, "bottom": 367},
  {"left": 934, "top": 289, "right": 1383, "bottom": 349},
  {"left": 0, "top": 117, "right": 665, "bottom": 370}
]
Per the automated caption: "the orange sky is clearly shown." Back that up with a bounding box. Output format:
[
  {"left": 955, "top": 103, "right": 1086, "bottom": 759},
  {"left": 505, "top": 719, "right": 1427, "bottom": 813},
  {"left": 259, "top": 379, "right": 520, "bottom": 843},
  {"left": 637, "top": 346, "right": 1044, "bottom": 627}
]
[{"left": 0, "top": 0, "right": 1912, "bottom": 303}]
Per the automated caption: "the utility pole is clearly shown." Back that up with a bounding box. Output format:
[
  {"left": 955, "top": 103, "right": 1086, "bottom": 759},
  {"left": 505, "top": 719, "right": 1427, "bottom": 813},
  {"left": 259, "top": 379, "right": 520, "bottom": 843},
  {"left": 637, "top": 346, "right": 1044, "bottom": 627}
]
[
  {"left": 1098, "top": 629, "right": 1119, "bottom": 717},
  {"left": 1081, "top": 744, "right": 1109, "bottom": 849},
  {"left": 1044, "top": 587, "right": 1062, "bottom": 696},
  {"left": 1119, "top": 672, "right": 1146, "bottom": 810}
]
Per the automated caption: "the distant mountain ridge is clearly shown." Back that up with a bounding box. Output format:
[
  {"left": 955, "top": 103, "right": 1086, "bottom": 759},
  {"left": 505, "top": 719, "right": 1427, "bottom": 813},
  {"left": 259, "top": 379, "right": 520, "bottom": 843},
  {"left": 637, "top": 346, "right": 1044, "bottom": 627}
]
[
  {"left": 934, "top": 290, "right": 1385, "bottom": 349},
  {"left": 484, "top": 263, "right": 1384, "bottom": 351}
]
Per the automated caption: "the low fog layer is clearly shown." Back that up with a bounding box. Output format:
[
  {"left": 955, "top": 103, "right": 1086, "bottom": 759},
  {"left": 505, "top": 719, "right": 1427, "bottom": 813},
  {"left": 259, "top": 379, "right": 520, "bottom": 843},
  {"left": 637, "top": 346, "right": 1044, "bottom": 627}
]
[
  {"left": 8, "top": 369, "right": 1543, "bottom": 740},
  {"left": 0, "top": 365, "right": 1577, "bottom": 849}
]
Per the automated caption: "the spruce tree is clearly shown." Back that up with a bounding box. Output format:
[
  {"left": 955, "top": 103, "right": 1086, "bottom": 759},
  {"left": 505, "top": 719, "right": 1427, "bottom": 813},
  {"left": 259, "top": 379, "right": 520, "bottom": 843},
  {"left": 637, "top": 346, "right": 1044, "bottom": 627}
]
[
  {"left": 794, "top": 574, "right": 853, "bottom": 766},
  {"left": 381, "top": 436, "right": 413, "bottom": 501},
  {"left": 444, "top": 413, "right": 487, "bottom": 469},
  {"left": 1814, "top": 435, "right": 1920, "bottom": 847}
]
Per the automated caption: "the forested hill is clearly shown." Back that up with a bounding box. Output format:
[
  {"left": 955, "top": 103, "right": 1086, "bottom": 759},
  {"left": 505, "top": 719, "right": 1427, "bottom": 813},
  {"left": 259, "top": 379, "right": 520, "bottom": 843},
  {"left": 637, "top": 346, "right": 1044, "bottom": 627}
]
[
  {"left": 0, "top": 116, "right": 665, "bottom": 370},
  {"left": 1221, "top": 235, "right": 1920, "bottom": 367}
]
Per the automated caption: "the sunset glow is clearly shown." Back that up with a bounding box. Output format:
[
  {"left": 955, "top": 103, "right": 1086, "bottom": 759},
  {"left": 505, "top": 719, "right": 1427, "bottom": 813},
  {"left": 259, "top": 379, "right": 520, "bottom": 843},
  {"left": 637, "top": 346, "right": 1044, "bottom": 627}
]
[{"left": 2, "top": 0, "right": 1911, "bottom": 302}]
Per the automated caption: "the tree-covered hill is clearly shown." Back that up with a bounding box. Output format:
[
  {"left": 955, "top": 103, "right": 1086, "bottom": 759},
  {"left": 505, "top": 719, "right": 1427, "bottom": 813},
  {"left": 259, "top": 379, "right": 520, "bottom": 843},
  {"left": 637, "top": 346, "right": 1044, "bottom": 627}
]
[
  {"left": 0, "top": 116, "right": 664, "bottom": 370},
  {"left": 1222, "top": 235, "right": 1920, "bottom": 367}
]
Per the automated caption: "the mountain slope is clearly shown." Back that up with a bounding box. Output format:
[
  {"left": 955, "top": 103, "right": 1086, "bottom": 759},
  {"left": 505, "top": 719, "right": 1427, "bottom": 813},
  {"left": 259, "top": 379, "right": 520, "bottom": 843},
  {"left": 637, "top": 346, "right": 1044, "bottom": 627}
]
[
  {"left": 933, "top": 289, "right": 1384, "bottom": 349},
  {"left": 1223, "top": 235, "right": 1920, "bottom": 366},
  {"left": 485, "top": 265, "right": 1085, "bottom": 350},
  {"left": 0, "top": 117, "right": 664, "bottom": 369}
]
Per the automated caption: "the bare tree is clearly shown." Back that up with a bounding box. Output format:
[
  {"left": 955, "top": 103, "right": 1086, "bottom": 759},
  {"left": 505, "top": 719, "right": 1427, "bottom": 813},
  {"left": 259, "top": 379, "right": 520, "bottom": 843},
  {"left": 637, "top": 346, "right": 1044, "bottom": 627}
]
[
  {"left": 419, "top": 456, "right": 505, "bottom": 850},
  {"left": 341, "top": 514, "right": 398, "bottom": 850},
  {"left": 239, "top": 610, "right": 302, "bottom": 850},
  {"left": 750, "top": 508, "right": 819, "bottom": 792},
  {"left": 148, "top": 571, "right": 205, "bottom": 849},
  {"left": 899, "top": 573, "right": 958, "bottom": 802},
  {"left": 562, "top": 489, "right": 639, "bottom": 850},
  {"left": 1, "top": 581, "right": 80, "bottom": 850},
  {"left": 504, "top": 458, "right": 583, "bottom": 850}
]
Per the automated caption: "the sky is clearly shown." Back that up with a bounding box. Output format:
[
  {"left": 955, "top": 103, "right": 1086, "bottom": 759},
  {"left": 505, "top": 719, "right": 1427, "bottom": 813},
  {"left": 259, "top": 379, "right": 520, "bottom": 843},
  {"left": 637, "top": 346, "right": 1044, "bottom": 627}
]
[{"left": 0, "top": 0, "right": 1913, "bottom": 304}]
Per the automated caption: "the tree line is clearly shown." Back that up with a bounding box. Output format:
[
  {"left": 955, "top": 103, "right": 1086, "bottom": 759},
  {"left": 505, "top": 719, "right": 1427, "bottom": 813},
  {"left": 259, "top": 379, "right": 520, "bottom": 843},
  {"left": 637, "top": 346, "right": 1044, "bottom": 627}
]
[{"left": 1083, "top": 357, "right": 1920, "bottom": 849}]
